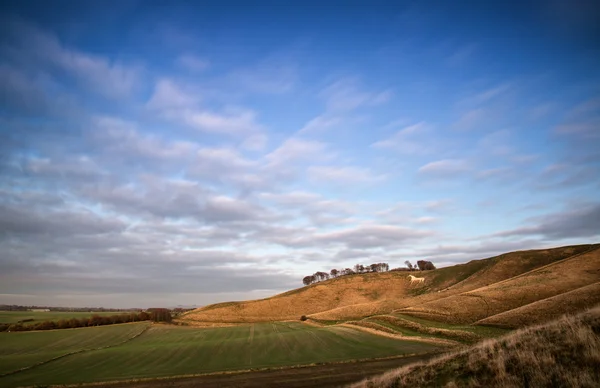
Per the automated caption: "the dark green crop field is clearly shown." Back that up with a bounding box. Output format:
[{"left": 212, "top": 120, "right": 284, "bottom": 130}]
[
  {"left": 0, "top": 322, "right": 439, "bottom": 387},
  {"left": 0, "top": 311, "right": 132, "bottom": 324}
]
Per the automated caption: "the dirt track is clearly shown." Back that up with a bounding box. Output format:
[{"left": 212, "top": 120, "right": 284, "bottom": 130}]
[{"left": 84, "top": 353, "right": 439, "bottom": 388}]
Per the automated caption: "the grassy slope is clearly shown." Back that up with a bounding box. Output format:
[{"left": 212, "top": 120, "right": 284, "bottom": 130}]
[
  {"left": 349, "top": 305, "right": 600, "bottom": 388},
  {"left": 182, "top": 244, "right": 597, "bottom": 324},
  {"left": 182, "top": 272, "right": 413, "bottom": 323},
  {"left": 399, "top": 246, "right": 600, "bottom": 324},
  {"left": 314, "top": 244, "right": 598, "bottom": 321},
  {"left": 0, "top": 322, "right": 439, "bottom": 387},
  {"left": 0, "top": 322, "right": 148, "bottom": 375},
  {"left": 477, "top": 281, "right": 600, "bottom": 328},
  {"left": 0, "top": 311, "right": 131, "bottom": 324}
]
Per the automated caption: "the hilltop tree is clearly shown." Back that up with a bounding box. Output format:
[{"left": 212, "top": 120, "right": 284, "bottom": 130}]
[
  {"left": 405, "top": 260, "right": 414, "bottom": 271},
  {"left": 417, "top": 260, "right": 436, "bottom": 271},
  {"left": 314, "top": 271, "right": 330, "bottom": 282},
  {"left": 303, "top": 276, "right": 313, "bottom": 286},
  {"left": 330, "top": 269, "right": 339, "bottom": 278}
]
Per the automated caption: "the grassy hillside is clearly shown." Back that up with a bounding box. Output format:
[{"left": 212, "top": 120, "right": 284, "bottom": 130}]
[
  {"left": 398, "top": 246, "right": 600, "bottom": 324},
  {"left": 182, "top": 272, "right": 413, "bottom": 323},
  {"left": 476, "top": 282, "right": 600, "bottom": 328},
  {"left": 0, "top": 322, "right": 439, "bottom": 387},
  {"left": 181, "top": 244, "right": 599, "bottom": 324},
  {"left": 348, "top": 305, "right": 600, "bottom": 388}
]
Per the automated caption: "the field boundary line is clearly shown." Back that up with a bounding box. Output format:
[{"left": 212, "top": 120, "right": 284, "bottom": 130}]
[
  {"left": 247, "top": 323, "right": 255, "bottom": 345},
  {"left": 0, "top": 323, "right": 151, "bottom": 379}
]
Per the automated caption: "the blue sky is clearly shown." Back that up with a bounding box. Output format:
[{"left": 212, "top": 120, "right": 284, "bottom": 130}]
[{"left": 1, "top": 1, "right": 599, "bottom": 308}]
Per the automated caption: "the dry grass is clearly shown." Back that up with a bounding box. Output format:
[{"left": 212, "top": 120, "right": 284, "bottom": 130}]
[
  {"left": 477, "top": 282, "right": 600, "bottom": 328},
  {"left": 348, "top": 305, "right": 600, "bottom": 388},
  {"left": 182, "top": 273, "right": 414, "bottom": 323},
  {"left": 180, "top": 244, "right": 599, "bottom": 324},
  {"left": 347, "top": 320, "right": 399, "bottom": 334},
  {"left": 339, "top": 324, "right": 460, "bottom": 347},
  {"left": 371, "top": 315, "right": 481, "bottom": 343},
  {"left": 399, "top": 247, "right": 600, "bottom": 324}
]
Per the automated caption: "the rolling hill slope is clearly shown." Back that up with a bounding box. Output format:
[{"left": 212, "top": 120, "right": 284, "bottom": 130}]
[
  {"left": 181, "top": 244, "right": 599, "bottom": 325},
  {"left": 349, "top": 305, "right": 600, "bottom": 388},
  {"left": 398, "top": 246, "right": 600, "bottom": 324}
]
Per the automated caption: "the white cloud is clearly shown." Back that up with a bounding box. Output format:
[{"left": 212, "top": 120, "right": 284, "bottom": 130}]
[
  {"left": 265, "top": 138, "right": 328, "bottom": 166},
  {"left": 145, "top": 78, "right": 266, "bottom": 139},
  {"left": 227, "top": 54, "right": 297, "bottom": 94},
  {"left": 90, "top": 116, "right": 197, "bottom": 162},
  {"left": 307, "top": 165, "right": 385, "bottom": 184},
  {"left": 371, "top": 121, "right": 430, "bottom": 153},
  {"left": 453, "top": 108, "right": 486, "bottom": 131},
  {"left": 176, "top": 54, "right": 210, "bottom": 72},
  {"left": 418, "top": 159, "right": 469, "bottom": 175},
  {"left": 299, "top": 115, "right": 343, "bottom": 134},
  {"left": 181, "top": 108, "right": 263, "bottom": 135},
  {"left": 8, "top": 21, "right": 141, "bottom": 99},
  {"left": 320, "top": 78, "right": 391, "bottom": 112},
  {"left": 555, "top": 119, "right": 600, "bottom": 139},
  {"left": 146, "top": 78, "right": 199, "bottom": 110},
  {"left": 477, "top": 129, "right": 514, "bottom": 156}
]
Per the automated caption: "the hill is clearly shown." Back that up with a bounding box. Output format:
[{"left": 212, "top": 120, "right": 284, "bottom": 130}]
[
  {"left": 180, "top": 244, "right": 599, "bottom": 325},
  {"left": 398, "top": 246, "right": 600, "bottom": 324},
  {"left": 348, "top": 305, "right": 600, "bottom": 388}
]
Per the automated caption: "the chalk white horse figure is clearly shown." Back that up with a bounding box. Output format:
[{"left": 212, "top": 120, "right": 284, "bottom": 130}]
[{"left": 407, "top": 274, "right": 425, "bottom": 286}]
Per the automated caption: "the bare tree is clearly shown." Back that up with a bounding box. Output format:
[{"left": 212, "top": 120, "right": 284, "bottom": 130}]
[{"left": 405, "top": 260, "right": 414, "bottom": 271}]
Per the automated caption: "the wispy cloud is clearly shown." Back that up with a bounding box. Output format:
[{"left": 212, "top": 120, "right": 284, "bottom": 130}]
[
  {"left": 418, "top": 159, "right": 470, "bottom": 175},
  {"left": 371, "top": 121, "right": 431, "bottom": 153},
  {"left": 307, "top": 165, "right": 385, "bottom": 184},
  {"left": 176, "top": 54, "right": 210, "bottom": 72}
]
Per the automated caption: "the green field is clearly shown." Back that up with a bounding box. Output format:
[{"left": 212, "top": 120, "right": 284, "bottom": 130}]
[
  {"left": 0, "top": 311, "right": 132, "bottom": 324},
  {"left": 0, "top": 322, "right": 149, "bottom": 376},
  {"left": 0, "top": 322, "right": 439, "bottom": 387}
]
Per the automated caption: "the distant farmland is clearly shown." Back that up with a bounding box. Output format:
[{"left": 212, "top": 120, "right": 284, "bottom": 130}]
[
  {"left": 0, "top": 322, "right": 439, "bottom": 387},
  {"left": 0, "top": 311, "right": 132, "bottom": 324}
]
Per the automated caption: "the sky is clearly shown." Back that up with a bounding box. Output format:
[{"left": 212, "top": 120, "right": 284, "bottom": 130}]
[{"left": 0, "top": 0, "right": 599, "bottom": 308}]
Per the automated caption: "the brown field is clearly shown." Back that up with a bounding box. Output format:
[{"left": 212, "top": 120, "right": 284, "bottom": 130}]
[
  {"left": 348, "top": 305, "right": 600, "bottom": 388},
  {"left": 181, "top": 244, "right": 599, "bottom": 325}
]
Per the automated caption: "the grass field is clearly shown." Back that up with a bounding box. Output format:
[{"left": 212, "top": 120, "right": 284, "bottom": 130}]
[
  {"left": 0, "top": 322, "right": 439, "bottom": 387},
  {"left": 0, "top": 311, "right": 132, "bottom": 324},
  {"left": 0, "top": 322, "right": 149, "bottom": 376}
]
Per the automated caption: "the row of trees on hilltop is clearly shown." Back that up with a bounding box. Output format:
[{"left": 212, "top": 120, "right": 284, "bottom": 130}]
[
  {"left": 404, "top": 260, "right": 436, "bottom": 271},
  {"left": 302, "top": 262, "right": 390, "bottom": 285},
  {"left": 390, "top": 260, "right": 436, "bottom": 271}
]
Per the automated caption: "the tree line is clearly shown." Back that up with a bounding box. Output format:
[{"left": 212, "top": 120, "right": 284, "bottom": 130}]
[
  {"left": 302, "top": 260, "right": 437, "bottom": 285},
  {"left": 303, "top": 262, "right": 390, "bottom": 285},
  {"left": 401, "top": 260, "right": 436, "bottom": 271},
  {"left": 0, "top": 308, "right": 173, "bottom": 332}
]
